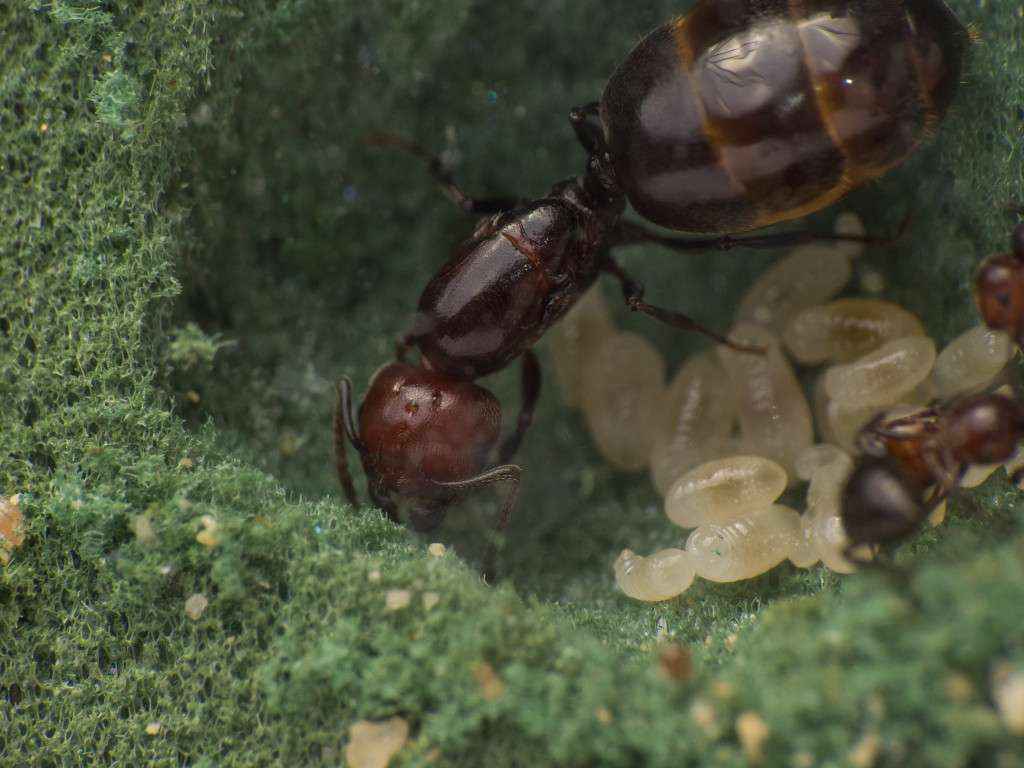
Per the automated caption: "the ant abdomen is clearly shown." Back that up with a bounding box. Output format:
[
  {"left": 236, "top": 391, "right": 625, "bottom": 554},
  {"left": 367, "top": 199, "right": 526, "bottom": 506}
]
[
  {"left": 359, "top": 363, "right": 501, "bottom": 496},
  {"left": 840, "top": 456, "right": 926, "bottom": 549},
  {"left": 945, "top": 394, "right": 1024, "bottom": 466}
]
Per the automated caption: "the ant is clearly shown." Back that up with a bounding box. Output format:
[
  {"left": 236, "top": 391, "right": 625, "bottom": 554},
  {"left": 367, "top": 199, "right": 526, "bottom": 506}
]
[
  {"left": 976, "top": 221, "right": 1024, "bottom": 348},
  {"left": 334, "top": 354, "right": 539, "bottom": 583},
  {"left": 840, "top": 392, "right": 1024, "bottom": 559}
]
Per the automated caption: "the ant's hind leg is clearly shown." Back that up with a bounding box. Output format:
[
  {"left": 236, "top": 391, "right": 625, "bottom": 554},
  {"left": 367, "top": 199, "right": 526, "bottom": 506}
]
[
  {"left": 364, "top": 133, "right": 522, "bottom": 215},
  {"left": 497, "top": 350, "right": 541, "bottom": 464},
  {"left": 433, "top": 464, "right": 522, "bottom": 583},
  {"left": 334, "top": 378, "right": 363, "bottom": 508},
  {"left": 599, "top": 253, "right": 764, "bottom": 354}
]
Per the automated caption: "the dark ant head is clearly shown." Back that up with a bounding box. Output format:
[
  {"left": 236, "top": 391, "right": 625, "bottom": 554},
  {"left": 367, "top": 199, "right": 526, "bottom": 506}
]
[
  {"left": 840, "top": 456, "right": 927, "bottom": 549},
  {"left": 577, "top": 151, "right": 625, "bottom": 219},
  {"left": 975, "top": 252, "right": 1024, "bottom": 343},
  {"left": 945, "top": 393, "right": 1024, "bottom": 466},
  {"left": 356, "top": 362, "right": 502, "bottom": 508}
]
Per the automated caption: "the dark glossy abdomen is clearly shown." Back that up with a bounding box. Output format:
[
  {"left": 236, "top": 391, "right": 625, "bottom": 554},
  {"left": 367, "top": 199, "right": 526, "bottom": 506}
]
[
  {"left": 601, "top": 0, "right": 967, "bottom": 233},
  {"left": 359, "top": 363, "right": 501, "bottom": 497},
  {"left": 412, "top": 201, "right": 587, "bottom": 379}
]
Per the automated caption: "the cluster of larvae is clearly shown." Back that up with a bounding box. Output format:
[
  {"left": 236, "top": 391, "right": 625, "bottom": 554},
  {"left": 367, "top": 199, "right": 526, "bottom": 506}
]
[{"left": 550, "top": 214, "right": 1018, "bottom": 602}]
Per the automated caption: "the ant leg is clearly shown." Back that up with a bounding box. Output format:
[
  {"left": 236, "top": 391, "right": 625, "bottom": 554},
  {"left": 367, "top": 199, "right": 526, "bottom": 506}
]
[
  {"left": 569, "top": 101, "right": 605, "bottom": 155},
  {"left": 364, "top": 132, "right": 522, "bottom": 215},
  {"left": 498, "top": 350, "right": 541, "bottom": 464},
  {"left": 600, "top": 253, "right": 764, "bottom": 354},
  {"left": 841, "top": 542, "right": 881, "bottom": 570},
  {"left": 857, "top": 409, "right": 940, "bottom": 449},
  {"left": 334, "top": 378, "right": 363, "bottom": 508},
  {"left": 607, "top": 213, "right": 911, "bottom": 254},
  {"left": 433, "top": 464, "right": 522, "bottom": 583},
  {"left": 842, "top": 543, "right": 916, "bottom": 599}
]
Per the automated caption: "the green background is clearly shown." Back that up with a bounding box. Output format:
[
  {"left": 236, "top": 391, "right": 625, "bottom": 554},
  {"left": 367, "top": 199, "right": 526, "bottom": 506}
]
[{"left": 2, "top": 1, "right": 1024, "bottom": 765}]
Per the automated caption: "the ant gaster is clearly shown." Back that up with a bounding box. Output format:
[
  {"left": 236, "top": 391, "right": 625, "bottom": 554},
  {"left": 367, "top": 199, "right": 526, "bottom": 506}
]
[
  {"left": 841, "top": 392, "right": 1024, "bottom": 556},
  {"left": 334, "top": 354, "right": 539, "bottom": 582}
]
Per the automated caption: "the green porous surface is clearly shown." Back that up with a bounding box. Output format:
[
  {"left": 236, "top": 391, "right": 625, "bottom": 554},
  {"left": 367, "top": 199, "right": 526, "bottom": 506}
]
[{"left": 2, "top": 1, "right": 1024, "bottom": 765}]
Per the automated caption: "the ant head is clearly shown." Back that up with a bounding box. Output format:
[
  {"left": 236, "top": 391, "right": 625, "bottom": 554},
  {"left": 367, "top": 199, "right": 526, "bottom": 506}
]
[
  {"left": 357, "top": 362, "right": 502, "bottom": 501},
  {"left": 577, "top": 151, "right": 625, "bottom": 217},
  {"left": 975, "top": 252, "right": 1024, "bottom": 340},
  {"left": 840, "top": 456, "right": 925, "bottom": 548},
  {"left": 855, "top": 416, "right": 890, "bottom": 458}
]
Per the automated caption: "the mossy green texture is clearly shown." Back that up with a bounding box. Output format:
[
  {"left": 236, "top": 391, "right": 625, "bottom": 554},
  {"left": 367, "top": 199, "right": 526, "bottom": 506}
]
[{"left": 2, "top": 1, "right": 1024, "bottom": 765}]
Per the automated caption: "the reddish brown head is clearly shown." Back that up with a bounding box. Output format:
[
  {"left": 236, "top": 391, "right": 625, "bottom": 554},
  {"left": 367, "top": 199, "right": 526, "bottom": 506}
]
[
  {"left": 357, "top": 363, "right": 501, "bottom": 523},
  {"left": 975, "top": 228, "right": 1024, "bottom": 346},
  {"left": 945, "top": 393, "right": 1024, "bottom": 466}
]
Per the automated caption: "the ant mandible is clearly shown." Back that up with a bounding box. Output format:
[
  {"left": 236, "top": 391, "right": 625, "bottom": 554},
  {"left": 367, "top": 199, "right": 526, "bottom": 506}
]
[{"left": 840, "top": 392, "right": 1024, "bottom": 558}]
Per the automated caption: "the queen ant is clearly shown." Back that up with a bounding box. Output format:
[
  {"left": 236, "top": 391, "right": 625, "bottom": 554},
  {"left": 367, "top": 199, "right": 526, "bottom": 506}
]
[{"left": 840, "top": 392, "right": 1024, "bottom": 559}]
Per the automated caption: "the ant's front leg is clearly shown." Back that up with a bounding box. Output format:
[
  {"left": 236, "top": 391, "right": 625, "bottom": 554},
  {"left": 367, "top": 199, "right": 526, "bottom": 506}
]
[
  {"left": 433, "top": 464, "right": 522, "bottom": 583},
  {"left": 365, "top": 132, "right": 523, "bottom": 215},
  {"left": 599, "top": 253, "right": 763, "bottom": 354},
  {"left": 497, "top": 350, "right": 541, "bottom": 464}
]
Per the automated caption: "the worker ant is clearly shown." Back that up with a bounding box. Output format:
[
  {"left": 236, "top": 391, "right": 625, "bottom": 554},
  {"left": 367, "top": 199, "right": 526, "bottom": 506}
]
[
  {"left": 976, "top": 221, "right": 1024, "bottom": 348},
  {"left": 334, "top": 354, "right": 539, "bottom": 582},
  {"left": 840, "top": 392, "right": 1024, "bottom": 558}
]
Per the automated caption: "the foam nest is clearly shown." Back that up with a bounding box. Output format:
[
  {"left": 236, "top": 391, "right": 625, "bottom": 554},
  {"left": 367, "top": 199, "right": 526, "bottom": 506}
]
[{"left": 3, "top": 1, "right": 1024, "bottom": 766}]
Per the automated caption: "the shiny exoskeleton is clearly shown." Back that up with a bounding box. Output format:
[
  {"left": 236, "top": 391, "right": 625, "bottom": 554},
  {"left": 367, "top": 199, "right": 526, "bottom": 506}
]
[
  {"left": 840, "top": 392, "right": 1024, "bottom": 553},
  {"left": 334, "top": 354, "right": 540, "bottom": 582},
  {"left": 600, "top": 0, "right": 968, "bottom": 233},
  {"left": 976, "top": 222, "right": 1024, "bottom": 348}
]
